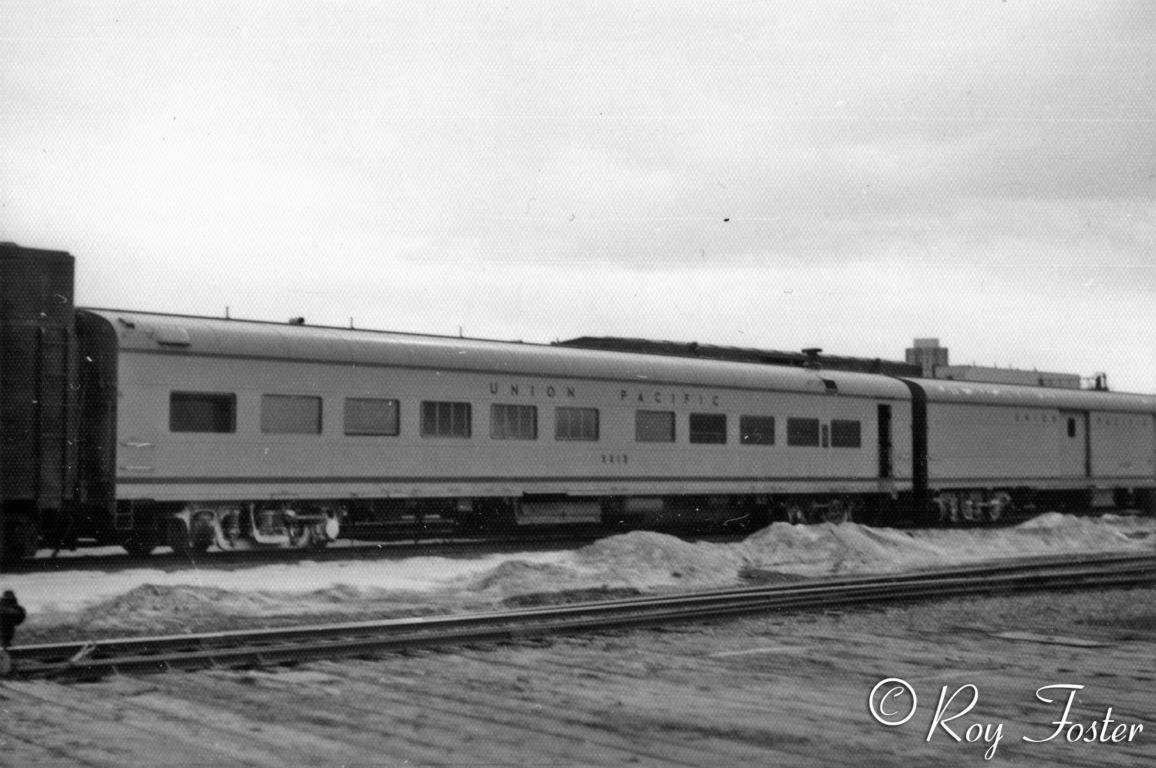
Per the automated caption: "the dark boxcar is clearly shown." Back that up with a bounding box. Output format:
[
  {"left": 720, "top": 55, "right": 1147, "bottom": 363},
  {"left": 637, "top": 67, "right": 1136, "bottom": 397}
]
[{"left": 0, "top": 244, "right": 79, "bottom": 566}]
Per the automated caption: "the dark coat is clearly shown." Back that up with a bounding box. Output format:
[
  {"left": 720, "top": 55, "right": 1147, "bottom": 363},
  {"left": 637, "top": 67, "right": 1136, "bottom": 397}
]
[{"left": 0, "top": 592, "right": 25, "bottom": 648}]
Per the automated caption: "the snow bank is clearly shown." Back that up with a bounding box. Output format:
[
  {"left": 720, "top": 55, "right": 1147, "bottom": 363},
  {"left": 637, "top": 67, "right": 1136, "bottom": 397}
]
[
  {"left": 5, "top": 514, "right": 1152, "bottom": 632},
  {"left": 5, "top": 550, "right": 573, "bottom": 614}
]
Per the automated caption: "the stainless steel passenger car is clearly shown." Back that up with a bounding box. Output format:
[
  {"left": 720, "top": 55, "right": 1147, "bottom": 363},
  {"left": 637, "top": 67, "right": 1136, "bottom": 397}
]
[
  {"left": 83, "top": 307, "right": 914, "bottom": 552},
  {"left": 1, "top": 243, "right": 1153, "bottom": 565}
]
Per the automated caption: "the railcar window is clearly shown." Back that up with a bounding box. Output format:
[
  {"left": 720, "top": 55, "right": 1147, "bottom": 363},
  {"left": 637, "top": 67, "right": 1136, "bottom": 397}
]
[
  {"left": 555, "top": 407, "right": 599, "bottom": 441},
  {"left": 689, "top": 413, "right": 727, "bottom": 444},
  {"left": 421, "top": 401, "right": 471, "bottom": 438},
  {"left": 1067, "top": 418, "right": 1077, "bottom": 438},
  {"left": 636, "top": 410, "right": 676, "bottom": 443},
  {"left": 786, "top": 417, "right": 821, "bottom": 447},
  {"left": 261, "top": 395, "right": 322, "bottom": 434},
  {"left": 491, "top": 404, "right": 537, "bottom": 440},
  {"left": 831, "top": 419, "right": 862, "bottom": 448},
  {"left": 170, "top": 392, "right": 236, "bottom": 433},
  {"left": 344, "top": 398, "right": 400, "bottom": 436},
  {"left": 740, "top": 415, "right": 775, "bottom": 445}
]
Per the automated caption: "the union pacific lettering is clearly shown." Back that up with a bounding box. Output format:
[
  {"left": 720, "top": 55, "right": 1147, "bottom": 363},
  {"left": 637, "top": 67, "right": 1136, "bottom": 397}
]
[
  {"left": 620, "top": 389, "right": 721, "bottom": 407},
  {"left": 487, "top": 381, "right": 577, "bottom": 399}
]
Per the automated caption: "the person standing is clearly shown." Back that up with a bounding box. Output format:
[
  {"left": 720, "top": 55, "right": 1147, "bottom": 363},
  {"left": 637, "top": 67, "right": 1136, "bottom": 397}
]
[{"left": 0, "top": 590, "right": 25, "bottom": 648}]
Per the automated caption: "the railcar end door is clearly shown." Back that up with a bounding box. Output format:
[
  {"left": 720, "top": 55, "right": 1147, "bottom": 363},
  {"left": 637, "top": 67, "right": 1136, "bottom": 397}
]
[{"left": 877, "top": 404, "right": 893, "bottom": 479}]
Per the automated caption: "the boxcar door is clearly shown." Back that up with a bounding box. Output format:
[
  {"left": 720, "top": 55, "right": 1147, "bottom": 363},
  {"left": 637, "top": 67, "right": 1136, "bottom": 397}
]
[{"left": 1058, "top": 410, "right": 1090, "bottom": 478}]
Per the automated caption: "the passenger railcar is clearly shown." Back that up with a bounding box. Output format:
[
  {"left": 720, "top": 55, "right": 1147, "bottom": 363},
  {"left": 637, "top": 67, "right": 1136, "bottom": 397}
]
[
  {"left": 1, "top": 243, "right": 1153, "bottom": 566},
  {"left": 907, "top": 379, "right": 1156, "bottom": 521}
]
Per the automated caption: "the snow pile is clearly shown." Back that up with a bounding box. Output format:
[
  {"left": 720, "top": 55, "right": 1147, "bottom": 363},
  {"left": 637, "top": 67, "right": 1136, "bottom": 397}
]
[
  {"left": 742, "top": 522, "right": 946, "bottom": 576},
  {"left": 9, "top": 550, "right": 573, "bottom": 614},
  {"left": 741, "top": 515, "right": 1153, "bottom": 577},
  {"left": 6, "top": 513, "right": 1152, "bottom": 638},
  {"left": 573, "top": 531, "right": 748, "bottom": 587},
  {"left": 457, "top": 532, "right": 745, "bottom": 597},
  {"left": 460, "top": 560, "right": 587, "bottom": 598}
]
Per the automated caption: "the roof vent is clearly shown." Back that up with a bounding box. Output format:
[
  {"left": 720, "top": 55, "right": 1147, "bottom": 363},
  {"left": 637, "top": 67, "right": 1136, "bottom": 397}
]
[
  {"left": 802, "top": 348, "right": 822, "bottom": 370},
  {"left": 289, "top": 317, "right": 306, "bottom": 326},
  {"left": 154, "top": 325, "right": 190, "bottom": 346}
]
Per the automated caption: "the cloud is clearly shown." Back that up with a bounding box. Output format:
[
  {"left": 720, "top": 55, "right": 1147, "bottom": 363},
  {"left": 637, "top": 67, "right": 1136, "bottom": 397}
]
[{"left": 2, "top": 1, "right": 1153, "bottom": 391}]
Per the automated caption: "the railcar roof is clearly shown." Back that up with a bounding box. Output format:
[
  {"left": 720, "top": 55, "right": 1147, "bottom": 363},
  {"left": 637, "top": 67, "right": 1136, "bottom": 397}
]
[
  {"left": 910, "top": 376, "right": 1156, "bottom": 413},
  {"left": 80, "top": 308, "right": 913, "bottom": 399}
]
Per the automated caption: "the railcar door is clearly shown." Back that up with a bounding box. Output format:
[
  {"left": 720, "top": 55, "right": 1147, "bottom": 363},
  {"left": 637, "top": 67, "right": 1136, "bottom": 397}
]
[
  {"left": 877, "top": 404, "right": 893, "bottom": 478},
  {"left": 1058, "top": 410, "right": 1089, "bottom": 477}
]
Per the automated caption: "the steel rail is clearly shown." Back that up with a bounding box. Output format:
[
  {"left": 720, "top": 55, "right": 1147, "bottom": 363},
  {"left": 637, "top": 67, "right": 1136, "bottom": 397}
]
[
  {"left": 11, "top": 551, "right": 1151, "bottom": 662},
  {"left": 12, "top": 553, "right": 1155, "bottom": 667},
  {"left": 9, "top": 553, "right": 1154, "bottom": 681}
]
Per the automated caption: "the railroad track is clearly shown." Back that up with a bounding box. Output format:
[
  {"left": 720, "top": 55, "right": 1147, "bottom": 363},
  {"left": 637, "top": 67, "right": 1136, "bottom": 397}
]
[{"left": 8, "top": 552, "right": 1154, "bottom": 682}]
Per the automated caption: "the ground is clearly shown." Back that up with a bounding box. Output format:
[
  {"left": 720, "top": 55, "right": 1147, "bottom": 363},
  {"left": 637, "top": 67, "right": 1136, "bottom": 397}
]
[
  {"left": 0, "top": 585, "right": 1152, "bottom": 767},
  {"left": 0, "top": 514, "right": 1152, "bottom": 766},
  {"left": 7, "top": 513, "right": 1153, "bottom": 645}
]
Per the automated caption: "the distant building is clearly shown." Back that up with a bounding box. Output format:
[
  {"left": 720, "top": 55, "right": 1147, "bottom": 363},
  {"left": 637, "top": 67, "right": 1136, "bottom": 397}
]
[
  {"left": 557, "top": 337, "right": 922, "bottom": 377},
  {"left": 905, "top": 338, "right": 1083, "bottom": 389},
  {"left": 558, "top": 336, "right": 1093, "bottom": 390},
  {"left": 905, "top": 338, "right": 949, "bottom": 378}
]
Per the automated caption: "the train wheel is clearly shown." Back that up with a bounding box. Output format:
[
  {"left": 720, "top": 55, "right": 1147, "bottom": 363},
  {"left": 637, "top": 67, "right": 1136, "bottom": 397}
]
[
  {"left": 1112, "top": 488, "right": 1134, "bottom": 510},
  {"left": 189, "top": 517, "right": 215, "bottom": 554},
  {"left": 986, "top": 492, "right": 1009, "bottom": 523},
  {"left": 121, "top": 535, "right": 157, "bottom": 557},
  {"left": 167, "top": 519, "right": 211, "bottom": 557},
  {"left": 934, "top": 497, "right": 950, "bottom": 524},
  {"left": 822, "top": 500, "right": 851, "bottom": 525},
  {"left": 786, "top": 504, "right": 806, "bottom": 525},
  {"left": 167, "top": 519, "right": 192, "bottom": 557}
]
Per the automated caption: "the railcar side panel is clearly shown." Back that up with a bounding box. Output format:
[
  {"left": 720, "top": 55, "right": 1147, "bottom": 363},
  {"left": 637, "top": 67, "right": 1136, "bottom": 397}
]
[
  {"left": 925, "top": 403, "right": 1062, "bottom": 484},
  {"left": 1089, "top": 412, "right": 1156, "bottom": 480},
  {"left": 914, "top": 377, "right": 1156, "bottom": 494},
  {"left": 111, "top": 347, "right": 913, "bottom": 503}
]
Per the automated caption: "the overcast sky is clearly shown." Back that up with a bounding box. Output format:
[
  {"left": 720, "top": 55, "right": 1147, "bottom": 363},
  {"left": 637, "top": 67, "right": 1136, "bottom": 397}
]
[{"left": 3, "top": 1, "right": 1154, "bottom": 391}]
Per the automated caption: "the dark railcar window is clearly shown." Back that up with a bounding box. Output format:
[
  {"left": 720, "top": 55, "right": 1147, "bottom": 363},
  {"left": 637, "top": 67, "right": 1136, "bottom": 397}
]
[
  {"left": 344, "top": 398, "right": 400, "bottom": 436},
  {"left": 555, "top": 407, "right": 599, "bottom": 441},
  {"left": 421, "top": 401, "right": 471, "bottom": 438},
  {"left": 636, "top": 410, "right": 676, "bottom": 443},
  {"left": 740, "top": 415, "right": 775, "bottom": 445},
  {"left": 261, "top": 395, "right": 322, "bottom": 434},
  {"left": 689, "top": 413, "right": 727, "bottom": 444},
  {"left": 170, "top": 392, "right": 236, "bottom": 433},
  {"left": 491, "top": 403, "right": 537, "bottom": 440},
  {"left": 1067, "top": 418, "right": 1077, "bottom": 438},
  {"left": 786, "top": 417, "right": 820, "bottom": 447},
  {"left": 831, "top": 419, "right": 861, "bottom": 448}
]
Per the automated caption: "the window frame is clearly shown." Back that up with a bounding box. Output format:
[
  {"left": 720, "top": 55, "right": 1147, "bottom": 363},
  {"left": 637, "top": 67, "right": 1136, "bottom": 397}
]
[
  {"left": 260, "top": 394, "right": 323, "bottom": 435},
  {"left": 635, "top": 410, "right": 676, "bottom": 443},
  {"left": 490, "top": 403, "right": 538, "bottom": 440},
  {"left": 343, "top": 397, "right": 401, "bottom": 436},
  {"left": 830, "top": 419, "right": 862, "bottom": 448},
  {"left": 420, "top": 400, "right": 472, "bottom": 438},
  {"left": 688, "top": 413, "right": 727, "bottom": 444},
  {"left": 554, "top": 406, "right": 600, "bottom": 442},
  {"left": 786, "top": 417, "right": 821, "bottom": 447},
  {"left": 739, "top": 415, "right": 775, "bottom": 446},
  {"left": 169, "top": 391, "right": 237, "bottom": 434}
]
